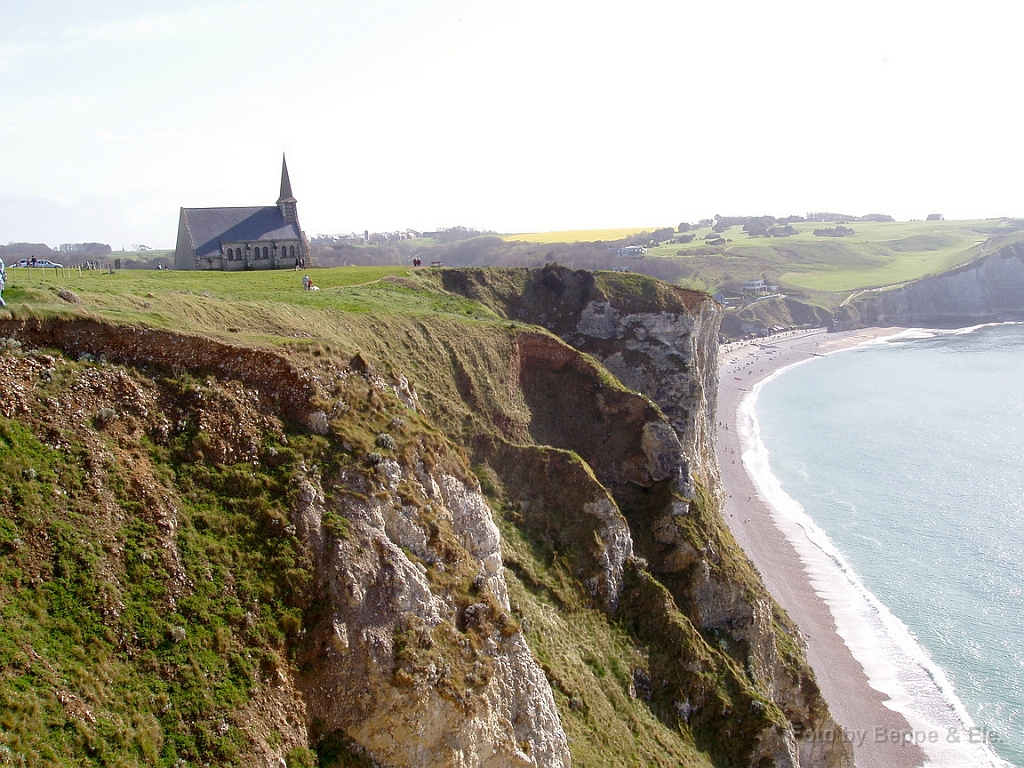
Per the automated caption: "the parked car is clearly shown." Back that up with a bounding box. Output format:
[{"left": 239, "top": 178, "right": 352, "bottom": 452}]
[{"left": 15, "top": 259, "right": 64, "bottom": 268}]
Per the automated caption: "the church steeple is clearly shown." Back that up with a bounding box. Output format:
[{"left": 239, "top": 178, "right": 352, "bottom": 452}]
[{"left": 277, "top": 153, "right": 298, "bottom": 223}]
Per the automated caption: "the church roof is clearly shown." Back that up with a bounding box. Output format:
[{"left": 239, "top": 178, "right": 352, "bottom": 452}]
[{"left": 182, "top": 206, "right": 302, "bottom": 258}]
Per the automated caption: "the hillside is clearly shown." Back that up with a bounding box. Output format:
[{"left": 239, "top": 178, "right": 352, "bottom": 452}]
[
  {"left": 645, "top": 218, "right": 999, "bottom": 292},
  {"left": 507, "top": 218, "right": 1011, "bottom": 297},
  {"left": 0, "top": 266, "right": 851, "bottom": 767},
  {"left": 303, "top": 218, "right": 1024, "bottom": 338}
]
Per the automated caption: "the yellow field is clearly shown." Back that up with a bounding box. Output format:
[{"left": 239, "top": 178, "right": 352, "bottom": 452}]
[{"left": 501, "top": 227, "right": 664, "bottom": 244}]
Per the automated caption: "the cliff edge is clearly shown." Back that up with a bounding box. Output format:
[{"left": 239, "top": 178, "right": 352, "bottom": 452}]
[
  {"left": 852, "top": 241, "right": 1024, "bottom": 326},
  {"left": 0, "top": 266, "right": 851, "bottom": 767}
]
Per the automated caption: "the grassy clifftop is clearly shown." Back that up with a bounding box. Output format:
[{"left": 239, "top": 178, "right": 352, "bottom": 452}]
[{"left": 0, "top": 266, "right": 847, "bottom": 766}]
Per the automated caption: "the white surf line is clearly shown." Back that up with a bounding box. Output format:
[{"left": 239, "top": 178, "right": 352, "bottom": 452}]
[{"left": 738, "top": 356, "right": 1011, "bottom": 768}]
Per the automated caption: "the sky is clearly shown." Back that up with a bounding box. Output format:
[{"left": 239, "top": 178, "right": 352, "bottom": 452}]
[{"left": 2, "top": 0, "right": 1023, "bottom": 249}]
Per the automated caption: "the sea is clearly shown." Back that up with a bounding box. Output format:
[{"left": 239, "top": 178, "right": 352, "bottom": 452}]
[{"left": 741, "top": 323, "right": 1024, "bottom": 768}]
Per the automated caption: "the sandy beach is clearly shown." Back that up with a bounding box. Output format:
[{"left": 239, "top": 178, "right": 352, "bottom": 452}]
[{"left": 717, "top": 327, "right": 925, "bottom": 768}]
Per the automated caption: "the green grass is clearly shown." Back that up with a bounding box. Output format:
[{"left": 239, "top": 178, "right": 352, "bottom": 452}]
[
  {"left": 4, "top": 264, "right": 409, "bottom": 300},
  {"left": 0, "top": 368, "right": 326, "bottom": 764},
  {"left": 0, "top": 266, "right": 499, "bottom": 347},
  {"left": 496, "top": 510, "right": 713, "bottom": 768},
  {"left": 5, "top": 220, "right": 1012, "bottom": 325},
  {"left": 774, "top": 220, "right": 991, "bottom": 291},
  {"left": 636, "top": 218, "right": 1013, "bottom": 302}
]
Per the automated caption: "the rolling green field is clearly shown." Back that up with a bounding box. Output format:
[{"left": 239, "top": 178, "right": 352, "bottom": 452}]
[
  {"left": 501, "top": 219, "right": 1023, "bottom": 304},
  {"left": 652, "top": 219, "right": 996, "bottom": 293}
]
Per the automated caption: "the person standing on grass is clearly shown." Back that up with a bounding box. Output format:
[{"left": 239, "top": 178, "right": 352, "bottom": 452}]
[{"left": 0, "top": 258, "right": 6, "bottom": 307}]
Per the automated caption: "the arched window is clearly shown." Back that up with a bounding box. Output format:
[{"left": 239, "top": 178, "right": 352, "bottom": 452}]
[
  {"left": 263, "top": 246, "right": 269, "bottom": 258},
  {"left": 227, "top": 248, "right": 233, "bottom": 258},
  {"left": 289, "top": 245, "right": 295, "bottom": 258}
]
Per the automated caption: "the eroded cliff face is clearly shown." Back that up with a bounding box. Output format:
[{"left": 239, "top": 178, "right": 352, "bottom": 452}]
[
  {"left": 439, "top": 266, "right": 721, "bottom": 495},
  {"left": 292, "top": 462, "right": 569, "bottom": 768},
  {"left": 573, "top": 286, "right": 722, "bottom": 498},
  {"left": 855, "top": 243, "right": 1024, "bottom": 325},
  {"left": 0, "top": 324, "right": 570, "bottom": 768},
  {"left": 439, "top": 266, "right": 853, "bottom": 767},
  {"left": 0, "top": 267, "right": 852, "bottom": 767}
]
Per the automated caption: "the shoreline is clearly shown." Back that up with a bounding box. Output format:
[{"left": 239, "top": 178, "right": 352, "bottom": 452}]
[{"left": 716, "top": 327, "right": 925, "bottom": 768}]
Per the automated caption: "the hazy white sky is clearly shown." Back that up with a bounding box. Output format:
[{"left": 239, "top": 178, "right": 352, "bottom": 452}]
[{"left": 2, "top": 0, "right": 1022, "bottom": 248}]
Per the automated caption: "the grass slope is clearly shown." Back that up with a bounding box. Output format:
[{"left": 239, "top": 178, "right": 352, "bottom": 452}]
[
  {"left": 0, "top": 358, "right": 320, "bottom": 765},
  {"left": 0, "top": 266, "right": 733, "bottom": 766}
]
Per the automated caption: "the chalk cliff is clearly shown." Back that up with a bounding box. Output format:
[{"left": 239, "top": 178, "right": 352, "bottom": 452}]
[
  {"left": 438, "top": 266, "right": 853, "bottom": 767},
  {"left": 854, "top": 242, "right": 1024, "bottom": 326},
  {"left": 0, "top": 266, "right": 852, "bottom": 767}
]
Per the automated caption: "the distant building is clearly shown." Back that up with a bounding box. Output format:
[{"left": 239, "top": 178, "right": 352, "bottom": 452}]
[
  {"left": 173, "top": 155, "right": 309, "bottom": 271},
  {"left": 742, "top": 279, "right": 768, "bottom": 294},
  {"left": 615, "top": 245, "right": 647, "bottom": 257}
]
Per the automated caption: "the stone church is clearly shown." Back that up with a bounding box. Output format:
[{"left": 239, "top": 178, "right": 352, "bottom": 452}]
[{"left": 173, "top": 155, "right": 309, "bottom": 271}]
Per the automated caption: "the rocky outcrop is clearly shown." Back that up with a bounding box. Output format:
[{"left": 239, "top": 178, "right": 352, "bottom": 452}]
[
  {"left": 438, "top": 266, "right": 720, "bottom": 495},
  {"left": 856, "top": 243, "right": 1024, "bottom": 325},
  {"left": 515, "top": 330, "right": 687, "bottom": 488},
  {"left": 439, "top": 266, "right": 852, "bottom": 766},
  {"left": 490, "top": 442, "right": 634, "bottom": 611},
  {"left": 294, "top": 458, "right": 569, "bottom": 768},
  {"left": 573, "top": 293, "right": 722, "bottom": 499},
  {"left": 720, "top": 297, "right": 833, "bottom": 340},
  {"left": 0, "top": 329, "right": 572, "bottom": 768}
]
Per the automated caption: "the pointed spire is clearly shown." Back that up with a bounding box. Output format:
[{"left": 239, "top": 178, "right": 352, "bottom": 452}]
[
  {"left": 277, "top": 153, "right": 299, "bottom": 224},
  {"left": 278, "top": 153, "right": 295, "bottom": 203}
]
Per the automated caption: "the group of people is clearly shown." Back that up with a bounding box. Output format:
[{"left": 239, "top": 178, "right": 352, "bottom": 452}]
[{"left": 301, "top": 274, "right": 318, "bottom": 291}]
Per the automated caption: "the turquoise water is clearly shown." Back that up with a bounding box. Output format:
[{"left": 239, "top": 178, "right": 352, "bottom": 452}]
[{"left": 752, "top": 324, "right": 1024, "bottom": 767}]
